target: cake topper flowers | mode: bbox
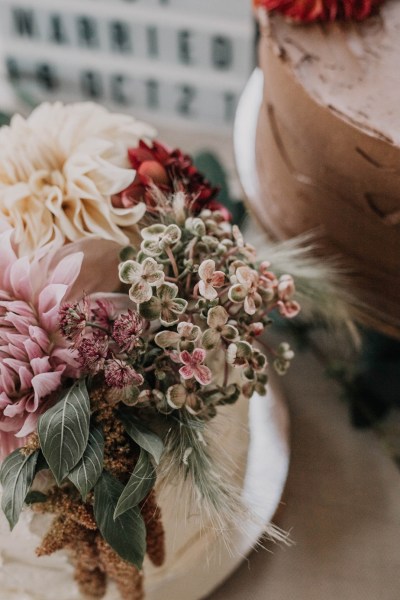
[0,102,357,600]
[253,0,383,22]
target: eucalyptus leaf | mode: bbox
[119,409,164,465]
[114,449,156,519]
[94,471,146,568]
[38,380,90,485]
[68,425,104,500]
[0,449,39,529]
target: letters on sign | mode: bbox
[6,56,238,125]
[4,4,253,126]
[10,8,247,73]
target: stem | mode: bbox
[223,360,229,388]
[166,247,179,279]
[86,322,111,336]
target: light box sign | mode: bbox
[0,0,255,129]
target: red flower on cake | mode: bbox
[253,0,383,22]
[112,140,229,218]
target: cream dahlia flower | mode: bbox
[0,102,155,255]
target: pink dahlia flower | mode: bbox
[0,230,85,458]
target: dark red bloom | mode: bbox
[254,0,383,22]
[113,140,228,217]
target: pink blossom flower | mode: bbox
[59,296,90,345]
[105,360,144,388]
[229,266,261,315]
[92,298,118,330]
[0,231,84,458]
[112,310,144,352]
[198,259,225,301]
[77,336,109,373]
[178,349,212,385]
[277,274,301,318]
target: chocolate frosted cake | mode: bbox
[253,1,400,336]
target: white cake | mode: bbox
[0,391,289,600]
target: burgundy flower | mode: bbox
[77,337,109,374]
[112,310,144,352]
[254,0,382,21]
[59,297,90,345]
[113,139,226,216]
[104,360,144,388]
[92,299,118,331]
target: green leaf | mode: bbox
[38,380,90,485]
[68,425,104,500]
[25,491,47,505]
[0,449,39,529]
[114,449,156,519]
[139,297,161,321]
[94,471,146,568]
[119,409,164,465]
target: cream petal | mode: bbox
[119,260,142,285]
[129,280,152,304]
[198,259,215,281]
[207,305,228,328]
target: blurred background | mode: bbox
[0,0,255,220]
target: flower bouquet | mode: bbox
[0,102,355,600]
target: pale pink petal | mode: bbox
[179,351,192,365]
[29,326,50,352]
[194,365,212,385]
[244,295,256,316]
[15,412,39,438]
[236,267,254,287]
[199,280,218,301]
[198,259,215,281]
[38,283,69,330]
[31,371,63,408]
[192,348,206,364]
[19,366,33,391]
[9,256,33,301]
[50,252,84,288]
[0,231,17,288]
[4,397,27,418]
[0,365,16,395]
[30,356,52,376]
[179,365,194,380]
[3,332,25,350]
[24,339,43,361]
[211,271,225,288]
[3,358,26,373]
[278,300,301,319]
[7,343,26,362]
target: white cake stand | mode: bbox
[233,67,264,204]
